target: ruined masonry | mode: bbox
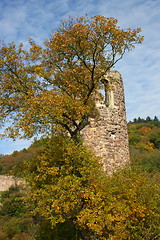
[0,175,25,192]
[82,71,130,174]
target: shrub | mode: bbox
[0,186,27,218]
[0,164,3,173]
[23,136,160,239]
[130,146,160,173]
[2,218,21,239]
[0,230,8,240]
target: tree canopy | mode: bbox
[22,136,159,240]
[0,15,143,141]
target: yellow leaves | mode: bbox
[20,132,160,239]
[0,15,143,140]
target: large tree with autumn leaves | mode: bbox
[0,15,143,141]
[0,16,159,240]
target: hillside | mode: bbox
[128,119,160,172]
[0,139,46,175]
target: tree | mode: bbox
[23,136,160,239]
[24,135,105,239]
[146,116,151,122]
[154,116,159,122]
[137,117,145,123]
[0,15,143,141]
[0,186,34,240]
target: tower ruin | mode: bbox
[82,71,130,174]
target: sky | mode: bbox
[0,0,160,155]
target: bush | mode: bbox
[0,164,3,173]
[23,136,160,239]
[12,232,33,240]
[0,186,27,218]
[0,186,35,240]
[0,230,8,240]
[130,146,160,173]
[2,218,21,239]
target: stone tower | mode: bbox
[82,71,130,174]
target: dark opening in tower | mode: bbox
[101,78,114,108]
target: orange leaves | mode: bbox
[139,126,152,134]
[128,122,160,151]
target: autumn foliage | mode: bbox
[20,136,159,240]
[0,15,143,141]
[0,134,159,239]
[128,120,160,173]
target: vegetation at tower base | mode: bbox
[0,15,143,142]
[0,131,159,239]
[0,185,35,240]
[0,135,159,240]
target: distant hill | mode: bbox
[128,120,160,150]
[128,119,160,172]
[0,138,46,175]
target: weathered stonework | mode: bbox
[82,71,130,174]
[0,175,24,192]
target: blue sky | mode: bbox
[0,0,160,154]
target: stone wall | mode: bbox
[0,175,24,192]
[82,71,130,174]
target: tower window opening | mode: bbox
[101,78,110,107]
[105,89,110,106]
